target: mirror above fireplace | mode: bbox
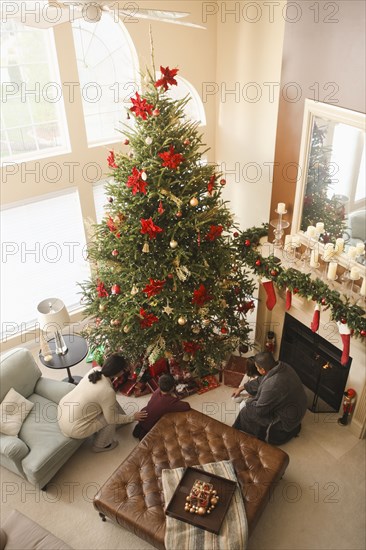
[292,100,366,268]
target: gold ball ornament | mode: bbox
[189,508,195,514]
[170,240,178,249]
[99,304,106,312]
[190,197,198,207]
[123,325,130,333]
[178,316,187,325]
[192,325,200,334]
[210,497,218,505]
[197,507,206,515]
[202,319,210,327]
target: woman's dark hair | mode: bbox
[88,353,129,384]
[158,374,176,393]
[246,357,258,378]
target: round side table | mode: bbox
[39,334,88,384]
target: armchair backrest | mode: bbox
[0,348,42,401]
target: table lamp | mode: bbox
[37,298,70,355]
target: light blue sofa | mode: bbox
[0,348,85,489]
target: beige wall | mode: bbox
[215,1,286,229]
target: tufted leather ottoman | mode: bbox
[93,410,289,549]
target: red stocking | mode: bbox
[337,322,351,366]
[261,277,276,310]
[286,288,292,311]
[311,303,320,333]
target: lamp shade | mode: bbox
[37,298,70,332]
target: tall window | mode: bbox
[72,14,139,146]
[1,20,70,162]
[165,75,206,126]
[0,190,90,339]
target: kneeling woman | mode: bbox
[58,353,147,452]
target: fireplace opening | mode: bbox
[279,314,352,413]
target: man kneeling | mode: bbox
[233,352,307,445]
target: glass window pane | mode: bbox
[72,14,139,146]
[0,190,90,339]
[1,20,70,162]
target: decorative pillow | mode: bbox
[0,388,34,436]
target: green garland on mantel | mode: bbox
[237,224,366,339]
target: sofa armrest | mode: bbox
[34,378,75,404]
[0,434,29,462]
[2,509,72,549]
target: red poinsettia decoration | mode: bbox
[158,145,184,170]
[192,284,213,307]
[130,92,154,120]
[142,278,166,298]
[155,66,179,91]
[96,280,108,298]
[140,217,164,239]
[139,308,159,328]
[126,167,147,195]
[207,174,217,194]
[106,214,123,237]
[206,225,223,241]
[182,341,201,355]
[107,150,117,169]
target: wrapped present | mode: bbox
[149,357,169,377]
[196,375,220,394]
[223,355,248,387]
[134,381,152,397]
[118,378,138,396]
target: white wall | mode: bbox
[214,1,287,229]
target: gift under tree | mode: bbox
[80,65,255,376]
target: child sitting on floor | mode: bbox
[231,357,260,410]
[133,374,191,440]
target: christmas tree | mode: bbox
[80,65,255,376]
[301,121,347,241]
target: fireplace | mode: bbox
[279,314,352,413]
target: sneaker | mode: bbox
[92,440,119,453]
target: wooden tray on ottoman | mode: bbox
[223,355,248,387]
[165,466,237,535]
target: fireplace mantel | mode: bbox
[255,286,366,438]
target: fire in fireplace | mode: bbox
[279,314,352,413]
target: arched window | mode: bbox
[164,75,206,126]
[72,14,139,146]
[1,20,69,162]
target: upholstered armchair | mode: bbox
[0,348,85,489]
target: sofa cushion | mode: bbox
[0,349,41,401]
[20,393,82,487]
[0,388,34,436]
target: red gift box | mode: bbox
[118,378,137,396]
[149,358,169,377]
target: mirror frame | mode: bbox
[293,99,366,274]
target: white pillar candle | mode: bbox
[360,277,366,297]
[277,202,286,214]
[347,246,357,259]
[355,242,365,255]
[323,243,335,261]
[307,225,316,238]
[310,249,319,267]
[350,266,360,280]
[327,261,338,281]
[316,222,325,233]
[335,238,344,254]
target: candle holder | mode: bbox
[298,236,317,272]
[321,256,338,283]
[348,270,361,301]
[270,209,290,249]
[339,259,352,284]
